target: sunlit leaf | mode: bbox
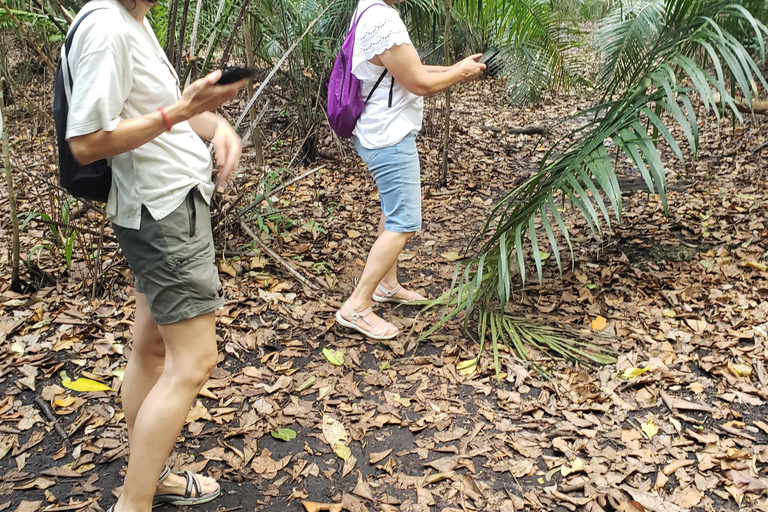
[618,365,650,380]
[641,417,659,438]
[322,347,344,366]
[60,371,112,392]
[296,375,316,392]
[271,428,297,442]
[334,442,351,461]
[591,315,607,331]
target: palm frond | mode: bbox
[422,0,768,367]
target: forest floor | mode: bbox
[1,76,768,512]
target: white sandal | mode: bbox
[335,302,399,340]
[372,284,424,304]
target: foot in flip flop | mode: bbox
[335,301,399,340]
[153,466,220,507]
[373,283,427,304]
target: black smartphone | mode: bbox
[217,66,256,85]
[478,48,499,65]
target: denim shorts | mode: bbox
[112,189,224,325]
[354,133,422,233]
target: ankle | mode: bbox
[378,280,399,290]
[346,295,372,312]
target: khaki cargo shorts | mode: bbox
[113,189,224,325]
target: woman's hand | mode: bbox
[212,120,242,192]
[455,54,486,82]
[171,70,249,123]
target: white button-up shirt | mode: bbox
[65,0,215,229]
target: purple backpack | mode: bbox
[327,4,392,138]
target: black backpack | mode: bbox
[54,8,112,203]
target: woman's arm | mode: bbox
[188,111,242,192]
[68,70,247,165]
[423,64,456,73]
[375,45,484,97]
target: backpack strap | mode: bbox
[365,69,388,103]
[354,2,396,107]
[62,8,105,94]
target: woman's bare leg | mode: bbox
[115,312,219,512]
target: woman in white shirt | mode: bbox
[335,0,485,339]
[66,0,247,510]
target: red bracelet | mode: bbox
[157,107,173,132]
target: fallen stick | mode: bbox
[34,397,72,448]
[238,218,320,291]
[464,124,547,135]
[713,92,768,115]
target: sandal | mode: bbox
[335,302,399,340]
[106,464,219,511]
[372,284,425,304]
[152,468,220,507]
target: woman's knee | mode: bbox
[132,329,165,360]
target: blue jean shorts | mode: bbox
[354,133,422,233]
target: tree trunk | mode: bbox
[439,0,453,187]
[165,0,180,63]
[220,0,252,68]
[1,80,21,292]
[243,14,264,170]
[175,0,191,71]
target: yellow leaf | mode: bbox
[440,251,462,261]
[662,309,676,318]
[618,365,650,380]
[745,261,767,272]
[641,417,659,439]
[334,442,351,461]
[60,371,112,393]
[591,315,607,331]
[456,358,478,376]
[728,363,752,378]
[560,457,585,477]
[54,396,76,408]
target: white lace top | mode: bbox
[351,0,424,149]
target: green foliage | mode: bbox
[425,0,768,366]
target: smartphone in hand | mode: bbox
[217,67,256,85]
[478,48,499,66]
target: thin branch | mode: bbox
[238,218,320,291]
[1,79,21,292]
[237,164,325,218]
[0,0,56,71]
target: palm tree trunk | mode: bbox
[1,80,21,292]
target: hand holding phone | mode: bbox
[217,66,256,85]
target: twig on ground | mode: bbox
[34,397,72,448]
[465,124,547,135]
[238,219,320,291]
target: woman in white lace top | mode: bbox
[335,0,486,340]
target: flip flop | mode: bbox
[335,302,399,340]
[372,284,425,304]
[152,470,220,507]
